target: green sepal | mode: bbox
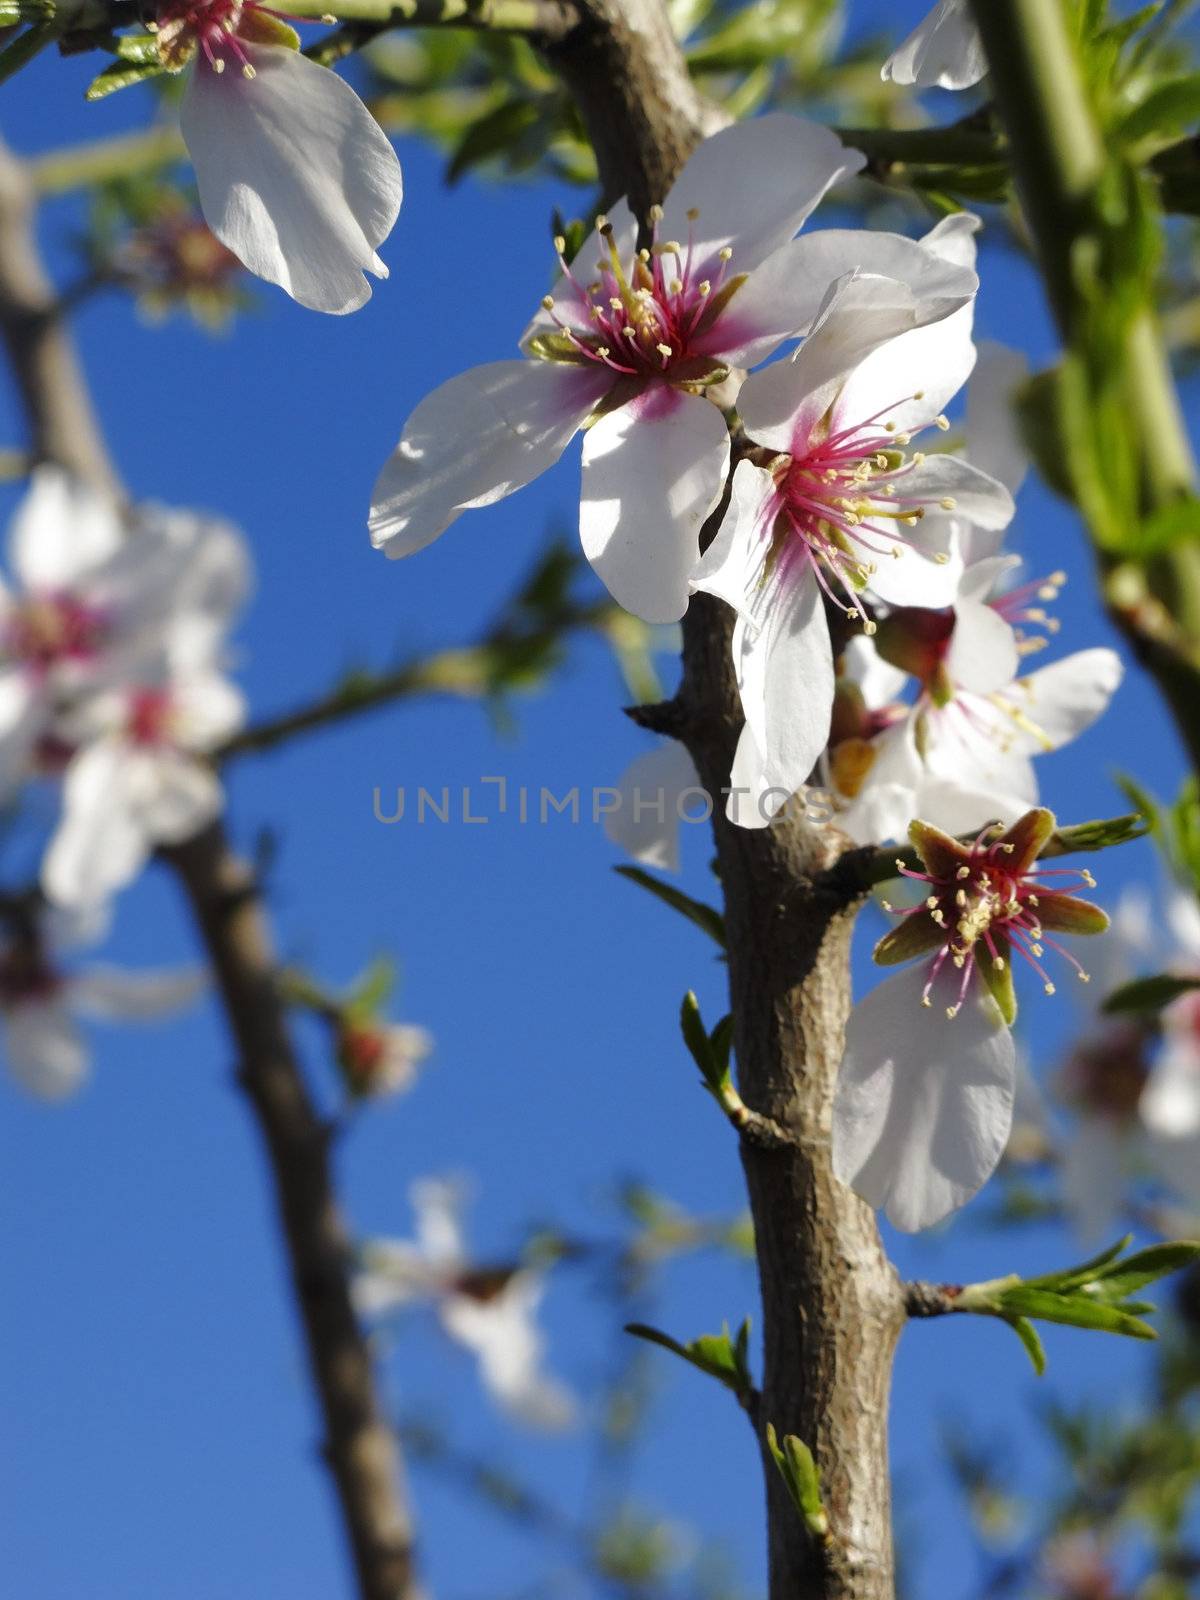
[1035,889,1109,936]
[996,807,1057,874]
[86,57,166,99]
[873,910,942,967]
[908,818,966,880]
[238,8,300,47]
[978,934,1017,1027]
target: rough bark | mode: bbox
[0,138,420,1600]
[546,6,906,1595]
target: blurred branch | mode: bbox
[28,124,185,196]
[0,136,421,1600]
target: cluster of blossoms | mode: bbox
[353,1178,574,1430]
[0,468,251,1091]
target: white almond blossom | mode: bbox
[882,0,986,91]
[354,1178,574,1429]
[42,632,247,910]
[371,114,984,624]
[0,468,246,798]
[157,0,403,314]
[827,572,1122,845]
[1057,887,1200,1238]
[690,243,1010,828]
[834,808,1108,1231]
[335,1016,432,1099]
[0,902,205,1100]
[604,741,702,872]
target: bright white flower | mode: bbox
[0,469,247,798]
[42,639,246,910]
[882,0,986,91]
[354,1178,574,1429]
[0,902,205,1099]
[158,0,403,314]
[605,741,701,872]
[827,575,1122,845]
[690,247,1008,828]
[834,809,1108,1231]
[370,116,992,624]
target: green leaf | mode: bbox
[86,58,167,100]
[448,98,541,185]
[679,990,724,1091]
[112,32,162,64]
[1086,1240,1200,1297]
[0,21,54,88]
[1024,1234,1132,1290]
[346,955,396,1022]
[1102,972,1200,1014]
[625,1318,754,1403]
[614,865,726,948]
[766,1423,829,1540]
[995,1287,1156,1339]
[1117,73,1200,149]
[1004,1315,1047,1376]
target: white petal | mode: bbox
[441,1272,574,1430]
[724,563,834,829]
[777,228,978,338]
[43,741,149,909]
[689,458,775,621]
[994,648,1124,755]
[882,0,987,90]
[1061,1114,1126,1243]
[605,742,700,872]
[841,634,909,708]
[173,671,247,751]
[919,212,981,270]
[10,466,123,590]
[911,774,1029,835]
[945,598,1019,694]
[580,388,729,623]
[1141,1030,1200,1138]
[0,670,43,799]
[133,749,225,845]
[68,965,208,1021]
[833,961,1015,1231]
[370,360,609,558]
[833,301,977,440]
[181,45,402,314]
[411,1177,468,1268]
[4,1001,88,1100]
[659,114,865,277]
[967,341,1030,495]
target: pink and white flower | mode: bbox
[882,0,986,91]
[158,0,403,314]
[42,636,246,910]
[0,468,247,798]
[0,902,205,1100]
[690,247,1010,828]
[833,808,1109,1231]
[371,115,981,624]
[354,1178,574,1429]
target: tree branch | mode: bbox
[0,137,420,1600]
[546,10,905,1597]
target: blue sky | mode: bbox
[1,3,1196,1597]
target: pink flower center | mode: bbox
[538,207,738,381]
[4,593,108,676]
[765,401,954,629]
[127,688,175,746]
[893,826,1097,1016]
[155,0,264,73]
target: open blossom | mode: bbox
[1057,887,1200,1237]
[42,632,246,910]
[833,809,1109,1231]
[0,903,205,1100]
[371,115,985,624]
[353,1178,574,1429]
[335,1016,432,1099]
[0,468,247,798]
[882,0,986,91]
[157,0,402,313]
[826,571,1122,845]
[690,244,1009,828]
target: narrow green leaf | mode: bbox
[1088,1240,1200,1295]
[1005,1316,1047,1376]
[85,58,166,99]
[625,1319,752,1401]
[679,990,722,1089]
[614,865,726,948]
[1024,1235,1132,1290]
[996,1287,1156,1339]
[0,21,54,88]
[1102,973,1200,1015]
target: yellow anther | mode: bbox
[992,955,1006,971]
[541,295,554,311]
[940,497,957,511]
[1079,971,1091,983]
[686,206,700,221]
[241,62,255,77]
[213,56,225,71]
[1044,982,1056,995]
[553,235,566,254]
[648,203,664,223]
[957,866,970,880]
[863,619,877,636]
[946,1004,960,1018]
[718,247,733,261]
[922,994,932,1008]
[934,414,950,430]
[698,281,711,296]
